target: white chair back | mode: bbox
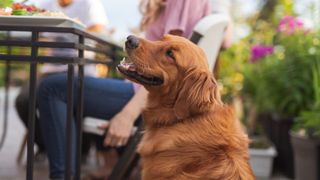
[191,14,229,72]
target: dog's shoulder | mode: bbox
[137,128,176,156]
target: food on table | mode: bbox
[35,11,68,18]
[0,2,73,18]
[0,1,84,26]
[0,7,12,16]
[11,3,46,15]
[0,0,13,15]
[0,2,66,17]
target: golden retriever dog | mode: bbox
[118,35,255,180]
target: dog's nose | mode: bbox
[126,35,140,49]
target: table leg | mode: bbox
[75,64,84,180]
[26,63,37,180]
[27,31,38,180]
[75,35,84,180]
[65,64,74,180]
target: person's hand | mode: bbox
[98,111,135,147]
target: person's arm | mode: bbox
[86,24,105,33]
[221,20,233,49]
[83,0,108,33]
[99,87,148,147]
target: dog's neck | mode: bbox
[143,90,214,129]
[143,91,181,129]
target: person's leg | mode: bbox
[37,74,134,179]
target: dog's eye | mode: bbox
[166,49,175,59]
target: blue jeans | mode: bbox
[37,74,135,179]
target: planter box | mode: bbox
[249,146,277,178]
[290,133,320,180]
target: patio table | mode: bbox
[0,16,122,180]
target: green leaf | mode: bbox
[0,0,13,8]
[12,9,28,15]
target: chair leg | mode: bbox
[109,123,143,180]
[134,166,142,180]
[16,132,28,164]
[124,154,140,179]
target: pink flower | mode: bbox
[277,16,304,35]
[250,45,274,63]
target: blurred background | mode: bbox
[0,0,320,179]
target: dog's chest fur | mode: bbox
[137,108,255,180]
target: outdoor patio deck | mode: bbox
[0,87,293,180]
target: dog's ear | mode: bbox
[174,69,222,119]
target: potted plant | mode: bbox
[241,44,296,177]
[290,60,320,180]
[219,14,320,178]
[240,15,320,178]
[249,137,277,178]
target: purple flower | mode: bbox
[277,16,304,35]
[250,45,274,63]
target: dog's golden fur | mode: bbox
[121,35,255,180]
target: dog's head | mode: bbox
[118,35,221,119]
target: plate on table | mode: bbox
[0,15,85,29]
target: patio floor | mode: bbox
[0,87,293,180]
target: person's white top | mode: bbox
[210,0,231,19]
[38,0,108,76]
[40,0,108,27]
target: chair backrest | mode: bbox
[190,14,229,72]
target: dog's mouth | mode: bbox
[117,58,163,86]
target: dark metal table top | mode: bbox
[0,24,122,64]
